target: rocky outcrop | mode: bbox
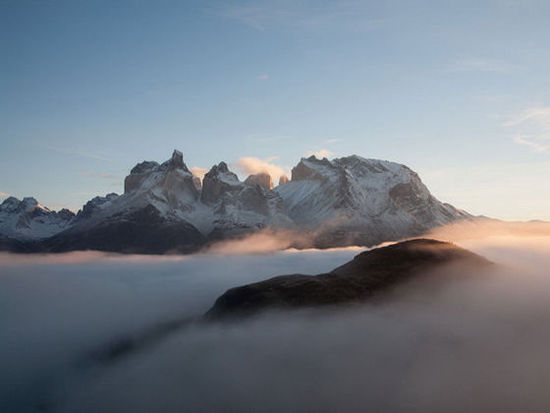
[76,193,119,220]
[278,175,290,186]
[124,150,199,211]
[206,239,492,319]
[244,173,273,190]
[200,162,240,205]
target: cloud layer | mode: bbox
[2,223,550,412]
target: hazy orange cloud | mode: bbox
[190,167,209,182]
[234,157,289,181]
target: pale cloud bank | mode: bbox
[4,228,550,412]
[419,160,550,221]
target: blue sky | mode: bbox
[1,0,550,220]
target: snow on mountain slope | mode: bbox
[0,197,74,240]
[42,151,294,252]
[0,150,472,253]
[200,162,294,238]
[275,155,470,246]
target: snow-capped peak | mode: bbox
[0,196,75,240]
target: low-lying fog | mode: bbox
[1,223,550,412]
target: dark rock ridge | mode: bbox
[0,150,473,253]
[206,239,492,319]
[45,204,205,254]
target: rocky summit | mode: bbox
[0,150,472,253]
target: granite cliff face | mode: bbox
[0,150,472,253]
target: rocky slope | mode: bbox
[276,155,470,247]
[206,239,492,319]
[0,197,74,242]
[0,150,473,253]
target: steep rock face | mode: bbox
[201,163,293,239]
[45,150,206,254]
[278,175,290,186]
[206,239,492,319]
[123,150,199,211]
[0,196,75,240]
[244,173,273,190]
[276,155,470,247]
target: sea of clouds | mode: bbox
[1,222,550,412]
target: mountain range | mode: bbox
[0,150,471,253]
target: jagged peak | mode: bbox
[160,149,189,172]
[204,162,239,182]
[130,150,190,176]
[169,149,184,169]
[214,161,230,173]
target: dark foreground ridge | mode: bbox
[206,239,492,319]
[90,239,491,364]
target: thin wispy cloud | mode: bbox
[43,144,111,162]
[256,74,269,80]
[210,3,387,32]
[212,6,271,30]
[0,192,9,198]
[324,138,343,144]
[450,58,516,73]
[505,106,550,152]
[80,171,119,180]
